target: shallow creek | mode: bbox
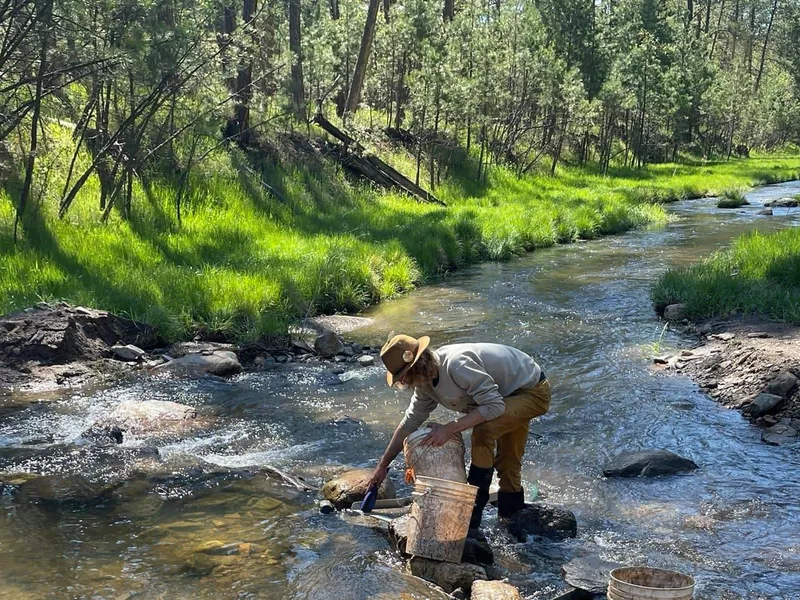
[2,182,800,599]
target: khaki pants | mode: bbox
[471,379,550,492]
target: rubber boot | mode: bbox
[496,490,525,520]
[467,464,494,529]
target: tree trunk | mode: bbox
[443,0,454,21]
[344,0,381,115]
[754,0,778,94]
[233,0,257,144]
[289,0,306,122]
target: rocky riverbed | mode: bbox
[656,310,800,446]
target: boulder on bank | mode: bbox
[407,556,487,594]
[761,424,798,446]
[83,400,207,444]
[314,332,345,358]
[471,580,522,600]
[0,303,158,365]
[321,468,396,509]
[111,343,147,361]
[663,304,688,321]
[562,556,622,596]
[765,371,798,398]
[743,393,784,418]
[150,350,242,377]
[603,450,698,478]
[507,503,578,542]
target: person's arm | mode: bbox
[365,389,437,489]
[365,420,416,489]
[420,409,486,446]
[420,356,503,446]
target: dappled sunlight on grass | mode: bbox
[2,132,799,340]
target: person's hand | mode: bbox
[365,464,388,490]
[420,422,453,447]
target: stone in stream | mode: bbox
[150,350,242,377]
[12,474,121,506]
[507,503,578,542]
[407,556,487,594]
[765,371,798,397]
[357,355,375,367]
[663,303,687,321]
[770,197,799,208]
[603,450,698,478]
[743,393,784,418]
[761,424,798,446]
[321,468,396,510]
[83,399,208,444]
[561,556,622,596]
[470,580,523,600]
[314,332,345,358]
[758,208,773,216]
[111,343,147,361]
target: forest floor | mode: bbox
[658,317,800,446]
[2,131,800,344]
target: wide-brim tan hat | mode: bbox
[380,334,431,386]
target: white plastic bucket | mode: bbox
[608,567,695,600]
[404,427,467,483]
[406,475,478,563]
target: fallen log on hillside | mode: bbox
[313,113,445,206]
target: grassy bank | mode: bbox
[2,133,800,341]
[652,224,800,324]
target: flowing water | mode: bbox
[2,182,800,600]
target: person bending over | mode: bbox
[366,334,550,528]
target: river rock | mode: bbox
[663,304,687,321]
[507,503,578,541]
[471,580,522,600]
[321,468,396,509]
[84,400,205,444]
[562,556,622,596]
[111,343,147,361]
[389,515,494,565]
[150,350,242,377]
[771,197,799,208]
[358,355,375,367]
[758,208,773,216]
[314,332,344,358]
[603,450,698,478]
[14,474,120,506]
[765,371,798,397]
[407,556,487,594]
[743,393,784,418]
[761,424,798,446]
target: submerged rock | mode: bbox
[761,424,798,446]
[471,580,522,600]
[663,303,687,321]
[314,332,344,358]
[12,474,120,506]
[84,399,207,444]
[150,350,242,377]
[603,450,698,478]
[743,393,784,418]
[507,503,578,541]
[321,468,396,509]
[407,556,487,594]
[562,556,622,596]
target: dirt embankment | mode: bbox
[660,317,800,445]
[0,302,160,393]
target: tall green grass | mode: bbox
[652,227,800,324]
[2,126,799,341]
